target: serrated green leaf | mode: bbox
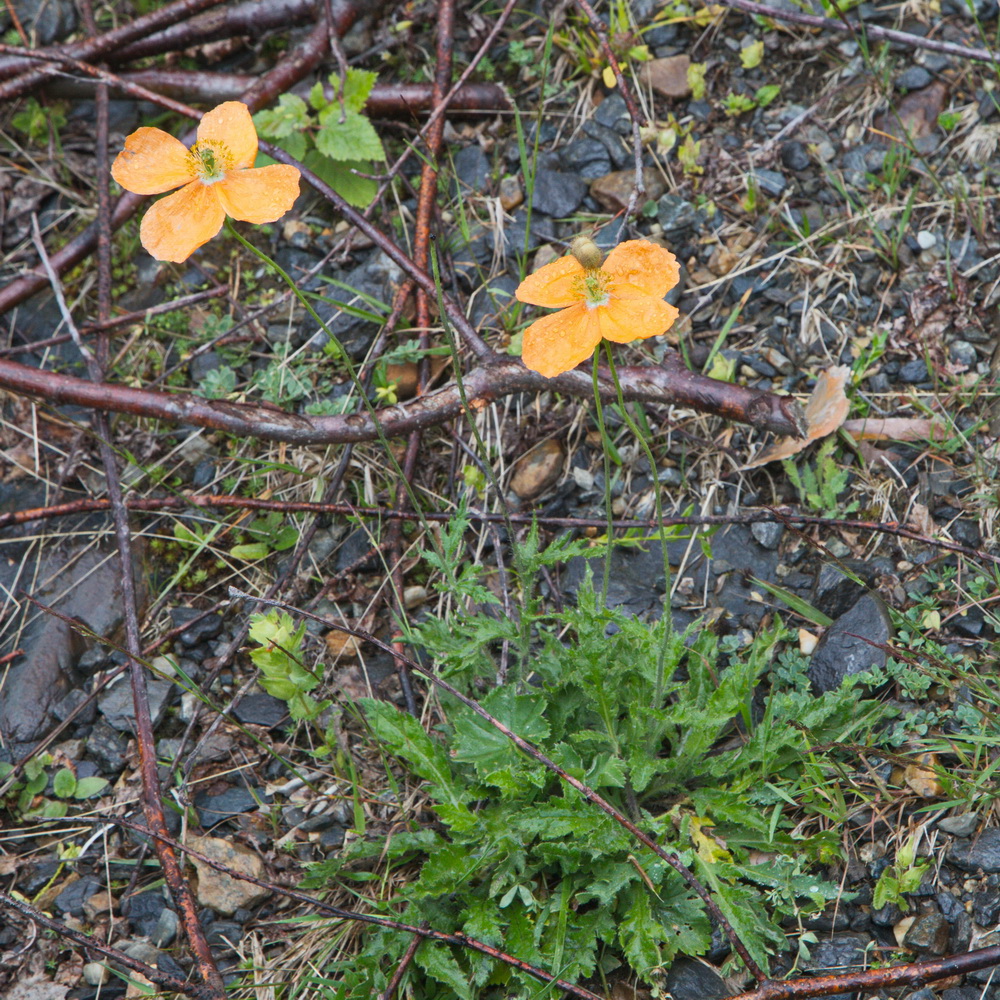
[413,941,472,1000]
[362,699,478,833]
[873,871,898,910]
[339,68,378,112]
[253,94,309,139]
[52,768,76,798]
[309,80,328,111]
[452,686,549,774]
[315,108,384,161]
[618,887,663,977]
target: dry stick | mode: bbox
[230,589,767,982]
[0,890,211,1000]
[44,73,512,114]
[571,0,648,223]
[3,496,996,567]
[378,926,426,1000]
[0,352,805,440]
[0,0,230,91]
[387,0,457,716]
[717,0,1000,64]
[27,226,226,1000]
[109,0,320,64]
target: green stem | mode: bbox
[603,341,674,705]
[591,351,614,611]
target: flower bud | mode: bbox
[570,236,604,271]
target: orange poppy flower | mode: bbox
[515,238,680,378]
[111,101,301,263]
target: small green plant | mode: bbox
[294,509,891,998]
[230,512,299,561]
[253,68,385,208]
[872,832,930,911]
[0,755,108,820]
[782,438,859,518]
[721,85,780,117]
[247,610,330,722]
[11,97,67,147]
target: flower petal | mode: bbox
[603,239,679,300]
[515,255,585,308]
[198,101,258,169]
[140,181,226,262]
[597,296,679,344]
[521,304,602,378]
[111,127,195,195]
[215,165,301,224]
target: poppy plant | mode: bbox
[111,101,301,263]
[515,237,680,378]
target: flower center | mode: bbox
[190,140,233,184]
[578,268,610,309]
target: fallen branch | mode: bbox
[0,353,804,442]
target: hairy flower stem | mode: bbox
[603,342,674,705]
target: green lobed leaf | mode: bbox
[315,108,385,161]
[413,941,472,1000]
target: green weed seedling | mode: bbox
[872,831,930,911]
[253,68,385,208]
[248,610,330,723]
[782,438,859,519]
[0,755,108,821]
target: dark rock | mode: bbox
[307,251,403,357]
[559,138,612,179]
[122,891,168,937]
[664,957,728,1000]
[753,168,787,197]
[3,0,78,45]
[469,274,518,329]
[593,93,628,129]
[174,610,223,647]
[947,828,1000,873]
[54,876,102,915]
[939,813,980,837]
[195,784,270,829]
[897,67,932,90]
[232,693,287,729]
[943,989,983,1000]
[808,594,894,694]
[973,890,1000,926]
[581,120,630,168]
[951,912,973,953]
[205,920,243,951]
[452,145,490,195]
[813,563,867,619]
[899,359,930,383]
[320,826,346,850]
[902,911,950,955]
[781,141,811,171]
[20,859,61,895]
[151,907,179,948]
[656,194,702,236]
[52,688,97,726]
[948,340,978,369]
[799,933,871,971]
[871,902,902,926]
[334,529,379,572]
[531,168,588,218]
[750,521,783,550]
[936,891,965,922]
[190,350,222,383]
[86,721,128,773]
[99,676,174,733]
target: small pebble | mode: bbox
[916,230,936,249]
